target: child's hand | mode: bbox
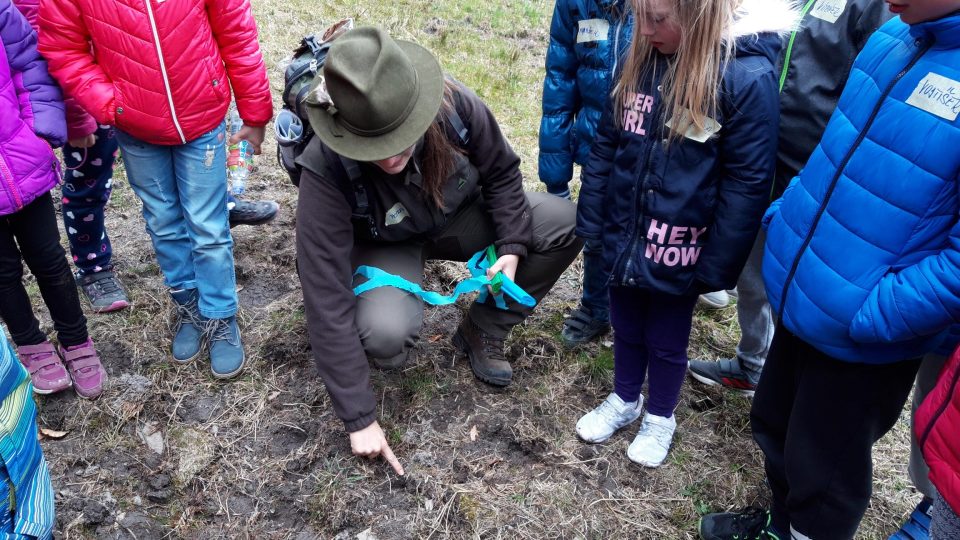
[230,125,266,155]
[69,134,97,148]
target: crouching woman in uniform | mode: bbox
[295,27,582,474]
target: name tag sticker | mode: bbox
[906,72,960,122]
[665,112,721,143]
[385,202,410,227]
[809,0,847,24]
[576,19,609,43]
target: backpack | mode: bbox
[276,18,354,187]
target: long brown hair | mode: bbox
[615,0,738,141]
[420,79,465,209]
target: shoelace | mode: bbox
[91,274,122,295]
[479,333,506,362]
[204,319,233,344]
[174,298,202,330]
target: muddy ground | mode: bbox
[21,1,920,538]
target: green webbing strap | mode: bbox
[779,0,819,93]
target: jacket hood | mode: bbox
[729,0,800,63]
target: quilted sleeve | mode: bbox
[850,207,960,344]
[37,0,115,126]
[1,0,65,146]
[576,94,618,241]
[206,0,272,127]
[538,0,580,195]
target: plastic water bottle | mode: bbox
[226,104,253,196]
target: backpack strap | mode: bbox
[445,106,470,147]
[338,155,380,240]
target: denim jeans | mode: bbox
[116,122,237,319]
[581,238,610,323]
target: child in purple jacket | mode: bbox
[0,0,105,399]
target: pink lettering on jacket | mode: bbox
[644,218,707,267]
[621,92,655,135]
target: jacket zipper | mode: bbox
[777,40,932,320]
[0,149,23,210]
[616,142,656,285]
[143,0,186,143]
[778,0,819,93]
[918,360,960,451]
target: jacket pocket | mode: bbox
[203,58,228,102]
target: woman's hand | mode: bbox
[230,125,266,155]
[68,134,96,148]
[349,421,405,476]
[487,253,520,283]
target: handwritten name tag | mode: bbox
[665,111,722,143]
[906,72,960,122]
[810,0,847,24]
[577,19,609,43]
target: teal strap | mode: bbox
[352,247,535,309]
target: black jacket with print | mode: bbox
[294,82,532,432]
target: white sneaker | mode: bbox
[627,413,677,467]
[698,290,730,309]
[576,393,643,443]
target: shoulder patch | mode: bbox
[906,72,960,122]
[385,202,410,227]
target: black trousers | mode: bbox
[0,193,87,347]
[751,323,921,539]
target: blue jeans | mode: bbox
[581,238,609,322]
[116,123,237,319]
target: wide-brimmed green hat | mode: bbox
[305,26,444,162]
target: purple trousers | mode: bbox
[609,286,698,417]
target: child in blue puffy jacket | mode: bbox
[538,0,632,347]
[699,1,960,539]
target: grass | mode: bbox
[11,0,921,538]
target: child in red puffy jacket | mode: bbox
[916,344,960,539]
[37,0,273,379]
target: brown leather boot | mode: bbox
[452,318,513,386]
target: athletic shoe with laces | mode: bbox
[576,393,644,443]
[228,199,279,228]
[76,269,130,313]
[16,341,71,394]
[170,289,205,363]
[889,497,933,540]
[205,316,245,379]
[59,338,106,399]
[688,358,760,397]
[561,305,611,348]
[699,507,783,540]
[627,412,677,467]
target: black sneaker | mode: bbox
[688,358,760,397]
[229,199,279,228]
[561,305,610,348]
[699,507,782,540]
[76,269,130,313]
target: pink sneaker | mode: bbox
[59,339,106,399]
[16,342,71,394]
